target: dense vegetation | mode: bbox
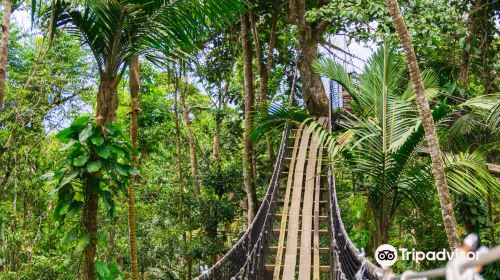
[0,0,498,279]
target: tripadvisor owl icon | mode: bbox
[375,244,398,267]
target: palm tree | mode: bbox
[315,46,499,246]
[385,0,460,249]
[52,0,246,278]
[253,45,499,247]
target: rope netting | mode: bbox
[194,127,290,280]
[327,169,384,280]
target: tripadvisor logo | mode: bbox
[374,244,479,267]
[375,244,398,267]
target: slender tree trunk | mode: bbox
[213,82,227,172]
[82,75,119,279]
[487,185,496,246]
[83,176,99,280]
[173,71,184,182]
[459,0,486,87]
[289,0,330,117]
[241,14,258,226]
[179,73,200,195]
[386,0,460,250]
[127,56,140,280]
[171,69,190,279]
[250,1,279,165]
[0,0,12,111]
[213,111,222,170]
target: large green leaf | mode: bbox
[66,201,83,219]
[73,155,90,167]
[97,146,111,159]
[91,136,105,146]
[60,171,79,187]
[79,125,94,143]
[75,233,90,252]
[95,261,111,278]
[87,161,102,173]
[62,227,79,247]
[60,139,78,151]
[56,127,76,142]
[100,190,116,218]
[71,116,91,128]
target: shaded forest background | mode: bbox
[0,0,498,279]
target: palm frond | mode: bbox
[250,105,309,142]
[312,58,359,99]
[451,93,500,138]
[402,69,440,101]
[444,150,500,198]
[54,0,248,75]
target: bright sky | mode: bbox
[320,34,375,73]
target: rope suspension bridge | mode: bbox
[194,79,499,279]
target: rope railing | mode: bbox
[327,79,384,280]
[194,127,290,280]
[327,168,384,280]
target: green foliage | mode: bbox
[2,0,498,278]
[45,116,136,252]
[95,261,123,280]
[51,0,246,77]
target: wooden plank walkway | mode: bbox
[298,131,320,280]
[282,126,312,279]
[269,118,328,279]
[313,142,323,280]
[273,124,305,279]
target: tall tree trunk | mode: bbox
[386,0,460,250]
[458,0,486,87]
[171,69,190,279]
[127,56,140,280]
[374,216,390,247]
[289,0,330,117]
[241,14,258,226]
[83,75,119,280]
[250,1,279,165]
[173,71,184,182]
[369,199,390,247]
[83,176,99,280]
[213,112,222,172]
[0,0,12,111]
[179,73,200,196]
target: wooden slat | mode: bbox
[266,264,330,273]
[298,132,320,280]
[273,214,329,222]
[272,229,328,236]
[282,127,312,279]
[281,172,327,178]
[273,125,304,280]
[313,143,324,280]
[269,246,329,254]
[277,200,328,205]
